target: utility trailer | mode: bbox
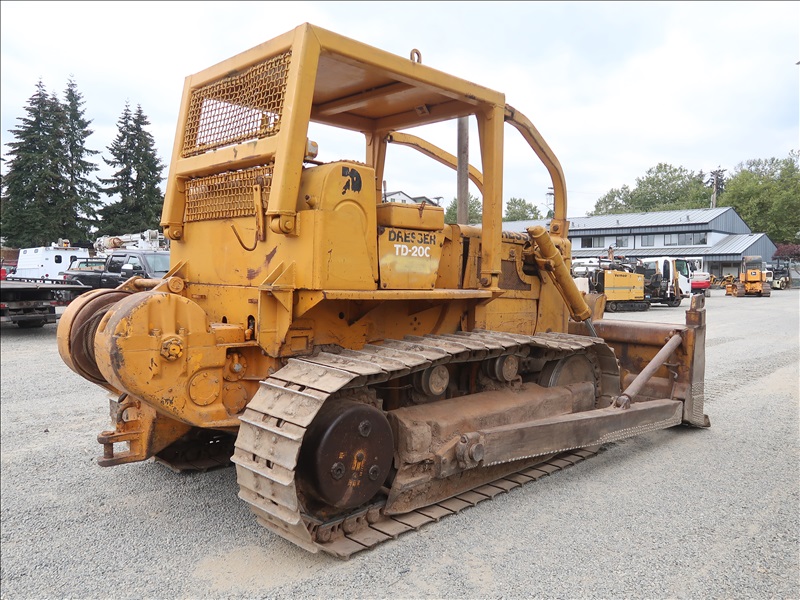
[1,277,88,328]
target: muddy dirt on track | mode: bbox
[1,289,798,599]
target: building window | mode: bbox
[615,236,629,248]
[665,232,708,246]
[581,236,605,248]
[641,235,654,247]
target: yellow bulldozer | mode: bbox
[726,256,771,297]
[57,23,708,558]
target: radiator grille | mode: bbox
[182,51,291,158]
[184,165,273,223]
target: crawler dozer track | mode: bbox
[232,330,673,558]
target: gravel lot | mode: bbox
[1,288,798,599]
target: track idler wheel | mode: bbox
[298,399,393,511]
[538,354,598,412]
[539,353,595,388]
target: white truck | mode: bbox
[10,241,90,279]
[639,256,692,307]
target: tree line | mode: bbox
[3,79,797,249]
[1,79,164,248]
[587,156,800,245]
[444,196,545,225]
[443,152,799,247]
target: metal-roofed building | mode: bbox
[503,207,776,278]
[383,191,440,206]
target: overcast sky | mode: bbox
[1,1,797,218]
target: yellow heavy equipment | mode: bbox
[57,24,709,557]
[572,255,649,313]
[726,256,771,297]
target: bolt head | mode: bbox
[160,336,183,361]
[330,462,345,480]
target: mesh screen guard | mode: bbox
[182,51,291,158]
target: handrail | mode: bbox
[504,105,569,237]
[386,132,485,194]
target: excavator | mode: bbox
[57,23,709,557]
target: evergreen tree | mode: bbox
[1,80,68,247]
[130,105,166,228]
[59,78,101,243]
[98,103,165,235]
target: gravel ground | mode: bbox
[1,288,798,599]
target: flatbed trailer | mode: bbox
[0,278,89,328]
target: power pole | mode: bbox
[457,117,469,224]
[545,186,555,218]
[709,167,726,208]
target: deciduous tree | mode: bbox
[587,186,632,216]
[444,193,482,225]
[773,244,800,259]
[503,197,542,221]
[721,152,800,244]
[589,164,710,215]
